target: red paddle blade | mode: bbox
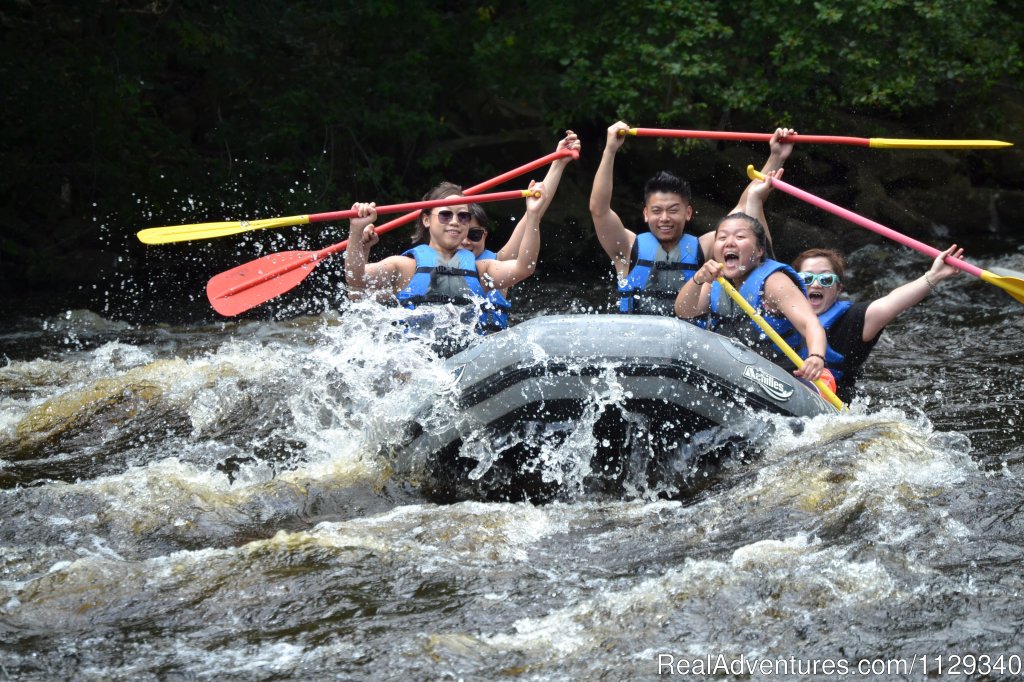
[206,250,323,317]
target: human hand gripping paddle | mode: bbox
[205,147,579,316]
[618,127,1012,149]
[746,166,1024,305]
[715,274,846,411]
[138,190,541,245]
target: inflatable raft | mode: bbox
[391,314,835,502]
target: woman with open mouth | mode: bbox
[674,170,828,383]
[790,243,964,402]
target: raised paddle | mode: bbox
[138,189,541,245]
[207,147,579,317]
[619,127,1012,149]
[747,166,1024,305]
[715,274,846,411]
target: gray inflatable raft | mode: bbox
[392,314,835,502]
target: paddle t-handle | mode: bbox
[746,166,1024,305]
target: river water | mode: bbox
[1,241,1023,680]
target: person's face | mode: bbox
[423,203,472,251]
[642,192,692,244]
[713,218,763,281]
[797,256,842,314]
[459,221,487,257]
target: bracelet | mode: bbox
[692,276,705,286]
[807,353,825,362]
[924,273,936,290]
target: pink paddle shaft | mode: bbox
[303,189,534,224]
[772,177,983,278]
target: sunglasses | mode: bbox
[466,228,486,242]
[435,209,473,226]
[799,272,840,288]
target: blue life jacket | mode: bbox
[474,249,511,333]
[618,232,702,315]
[708,259,806,353]
[787,299,852,379]
[396,245,486,308]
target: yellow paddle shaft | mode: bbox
[715,276,845,411]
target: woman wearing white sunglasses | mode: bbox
[791,243,964,402]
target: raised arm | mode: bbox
[861,244,964,341]
[343,202,405,296]
[726,128,796,257]
[496,130,580,260]
[734,168,783,255]
[763,271,826,381]
[674,259,723,319]
[479,181,545,290]
[731,127,795,216]
[589,121,637,274]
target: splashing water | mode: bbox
[2,253,1023,678]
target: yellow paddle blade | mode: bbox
[137,214,311,245]
[868,138,1013,149]
[980,269,1024,304]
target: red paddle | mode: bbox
[206,148,578,316]
[620,128,1012,149]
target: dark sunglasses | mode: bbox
[799,272,839,288]
[466,227,486,242]
[435,209,473,225]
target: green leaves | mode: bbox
[2,0,1020,288]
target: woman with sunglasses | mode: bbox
[790,243,964,402]
[455,213,512,333]
[674,171,828,383]
[343,133,578,351]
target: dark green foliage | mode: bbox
[0,0,1020,299]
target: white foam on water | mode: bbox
[308,499,570,566]
[473,532,899,659]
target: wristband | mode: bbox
[807,353,825,362]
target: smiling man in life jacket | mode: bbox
[589,122,795,316]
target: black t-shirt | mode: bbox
[827,300,881,402]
